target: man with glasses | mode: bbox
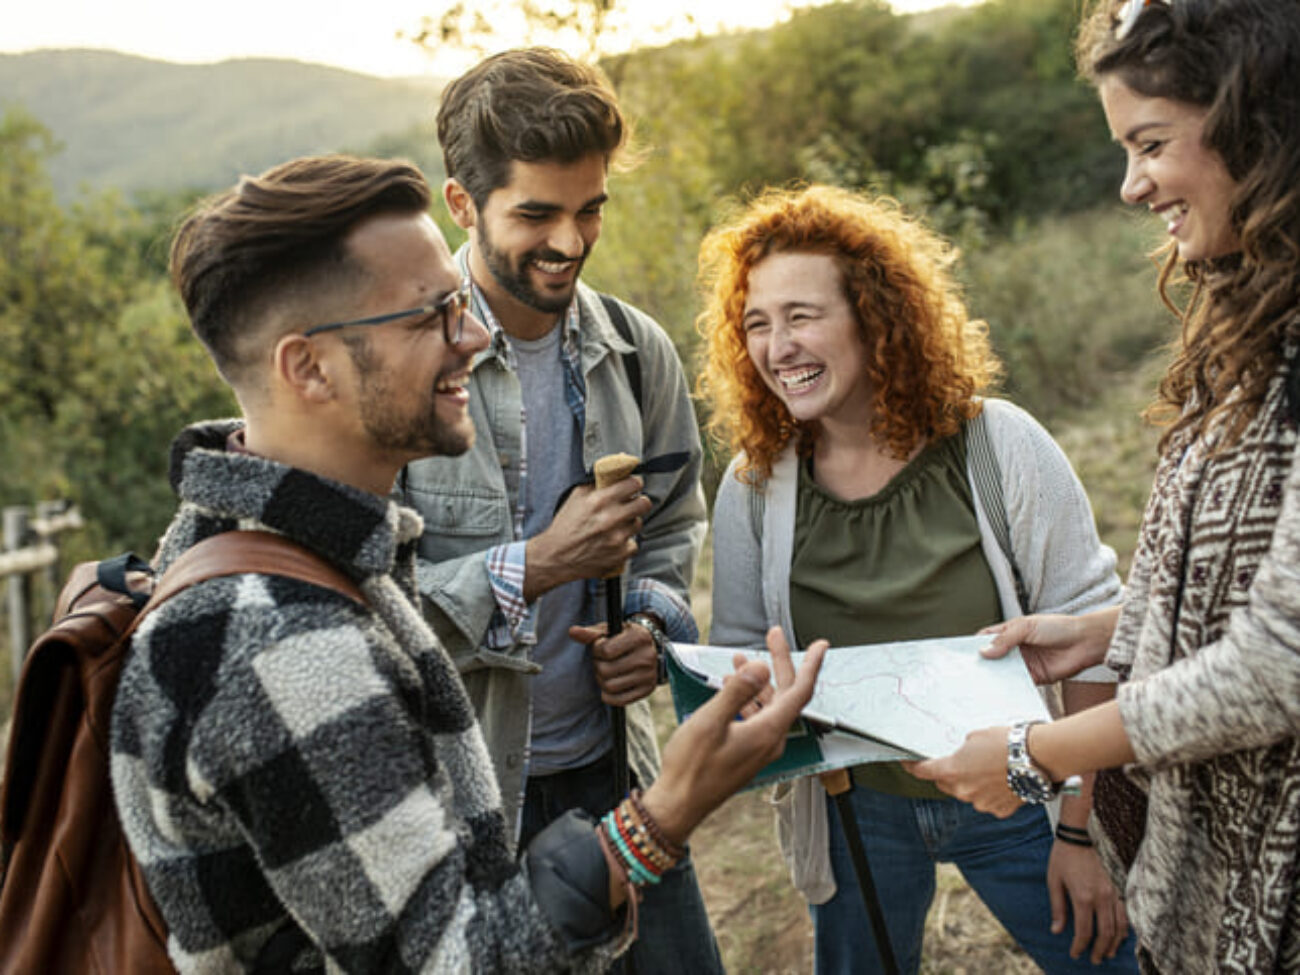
[109,152,822,971]
[396,49,719,974]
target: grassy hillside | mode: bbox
[0,50,445,198]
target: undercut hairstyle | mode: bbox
[696,184,1001,484]
[1077,0,1300,449]
[436,47,626,210]
[170,154,432,385]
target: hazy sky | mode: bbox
[2,0,982,78]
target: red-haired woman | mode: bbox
[697,185,1138,974]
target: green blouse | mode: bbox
[790,427,1003,797]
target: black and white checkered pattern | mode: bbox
[111,421,618,972]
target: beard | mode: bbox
[477,221,588,315]
[348,337,473,458]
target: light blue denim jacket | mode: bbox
[397,251,706,837]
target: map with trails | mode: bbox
[667,634,1052,787]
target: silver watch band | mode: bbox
[626,613,669,684]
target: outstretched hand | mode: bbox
[641,627,826,845]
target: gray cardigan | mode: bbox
[709,398,1122,902]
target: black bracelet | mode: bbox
[1055,823,1094,847]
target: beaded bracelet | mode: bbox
[622,797,678,868]
[1054,822,1094,847]
[606,804,667,884]
[595,820,641,942]
[608,812,660,886]
[598,793,683,887]
[628,789,686,861]
[600,808,659,886]
[614,803,675,875]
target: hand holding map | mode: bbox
[667,633,1054,790]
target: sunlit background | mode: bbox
[2,0,983,78]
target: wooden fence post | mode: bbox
[5,506,33,684]
[35,500,64,613]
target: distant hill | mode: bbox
[0,49,446,199]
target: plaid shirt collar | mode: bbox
[469,278,584,378]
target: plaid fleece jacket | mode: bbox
[110,421,622,973]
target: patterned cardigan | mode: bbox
[110,421,623,973]
[1103,354,1300,974]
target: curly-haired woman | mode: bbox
[697,185,1138,974]
[912,2,1300,971]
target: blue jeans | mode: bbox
[519,749,724,975]
[810,786,1140,975]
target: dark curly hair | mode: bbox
[1077,0,1300,448]
[696,185,1000,483]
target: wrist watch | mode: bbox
[1006,719,1060,804]
[626,612,670,685]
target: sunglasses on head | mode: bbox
[1115,0,1166,40]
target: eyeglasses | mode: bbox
[303,278,472,345]
[1115,0,1163,40]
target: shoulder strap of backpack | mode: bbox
[143,531,367,622]
[108,531,368,654]
[748,475,766,540]
[966,408,1031,613]
[599,292,642,416]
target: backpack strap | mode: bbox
[599,292,643,416]
[748,475,766,540]
[143,531,366,621]
[966,408,1031,613]
[102,530,369,680]
[96,553,154,609]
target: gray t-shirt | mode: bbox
[509,327,608,775]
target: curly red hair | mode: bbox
[696,185,1001,483]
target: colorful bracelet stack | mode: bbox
[1055,822,1094,847]
[598,789,685,887]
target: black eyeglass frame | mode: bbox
[302,278,472,345]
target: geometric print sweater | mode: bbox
[110,421,622,972]
[1104,355,1300,975]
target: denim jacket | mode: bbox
[397,255,706,838]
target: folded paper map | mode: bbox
[665,634,1051,790]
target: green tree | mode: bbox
[0,108,234,557]
[0,112,136,427]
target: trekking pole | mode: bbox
[819,768,900,975]
[593,453,640,802]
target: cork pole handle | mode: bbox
[592,452,640,580]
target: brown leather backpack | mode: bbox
[0,531,365,974]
